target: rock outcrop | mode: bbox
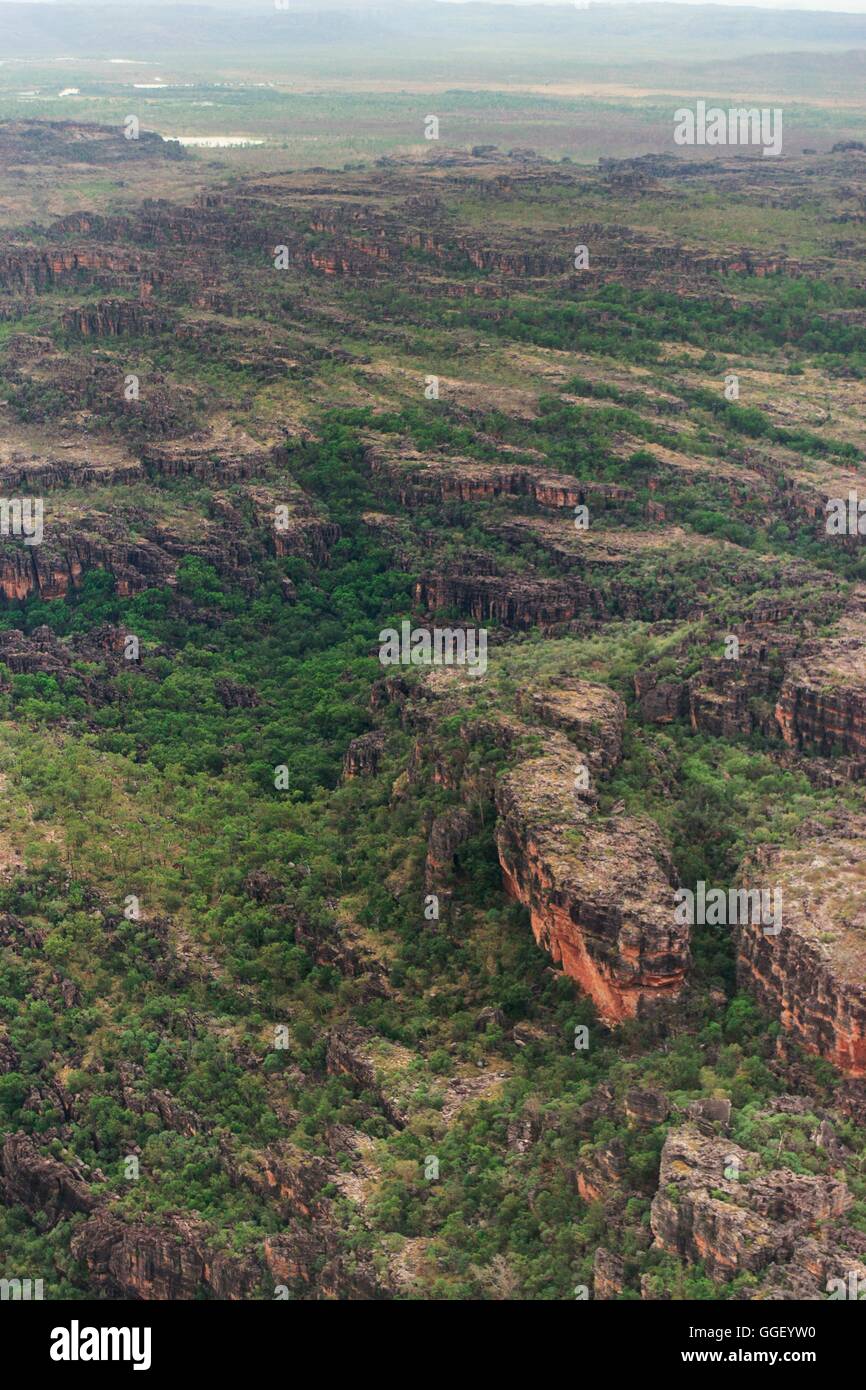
[0,1133,97,1228]
[425,806,475,897]
[263,1226,388,1300]
[593,1247,626,1300]
[325,1026,408,1128]
[636,625,799,739]
[70,1211,262,1301]
[514,679,626,773]
[392,670,683,1022]
[495,736,688,1023]
[651,1125,853,1286]
[577,1138,628,1201]
[737,816,866,1076]
[365,440,631,512]
[625,1087,670,1127]
[414,573,590,630]
[342,729,386,779]
[634,670,689,724]
[776,621,866,771]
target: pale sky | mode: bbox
[438,0,866,10]
[9,0,866,7]
[9,0,866,12]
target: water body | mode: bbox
[162,136,265,147]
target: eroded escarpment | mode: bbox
[494,741,688,1025]
[687,626,802,741]
[633,613,832,742]
[629,599,866,796]
[69,1211,264,1301]
[650,1124,861,1292]
[413,573,594,631]
[587,1087,866,1300]
[775,611,866,772]
[363,436,631,512]
[0,477,337,605]
[5,132,866,1303]
[389,667,687,1023]
[737,816,866,1077]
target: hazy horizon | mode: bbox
[4,0,866,11]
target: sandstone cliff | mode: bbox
[737,816,866,1076]
[775,614,866,771]
[70,1211,263,1301]
[495,737,688,1023]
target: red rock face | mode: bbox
[70,1212,262,1300]
[774,618,866,767]
[776,679,866,761]
[0,246,148,294]
[365,443,631,513]
[494,741,688,1024]
[397,671,680,1022]
[0,550,38,601]
[0,531,178,604]
[414,573,590,629]
[577,1140,626,1201]
[737,822,866,1077]
[739,928,866,1076]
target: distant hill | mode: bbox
[2,1,866,62]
